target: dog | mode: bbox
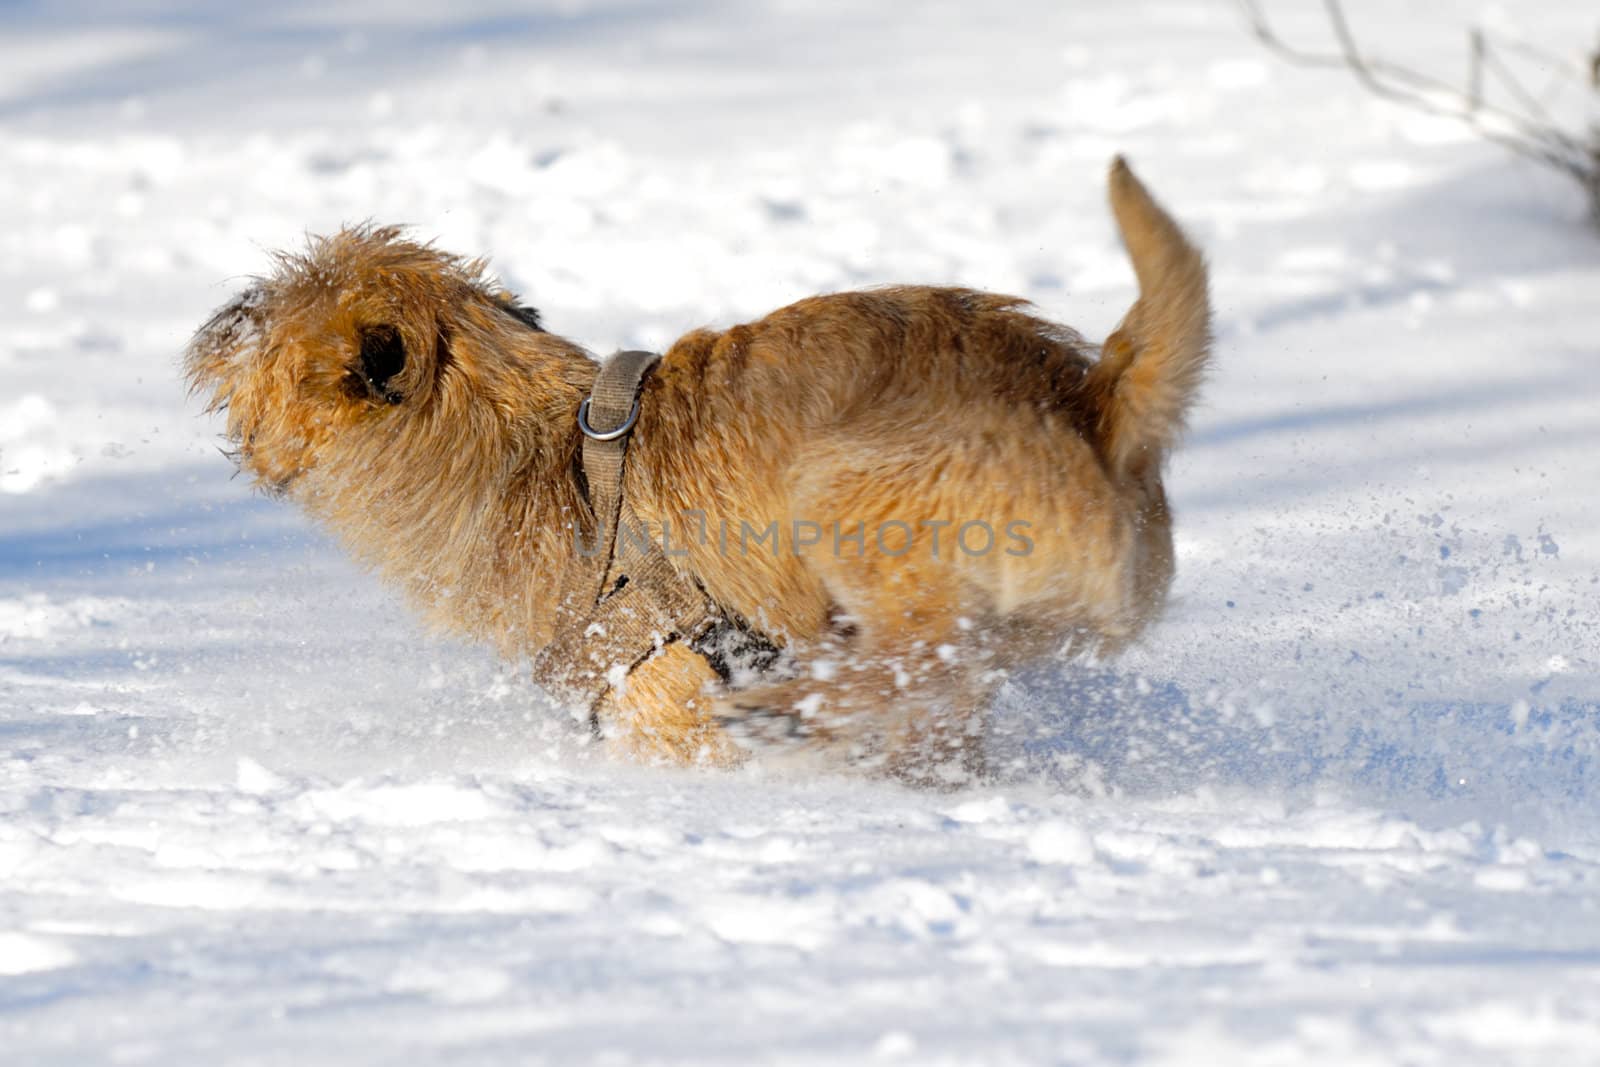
[185,157,1209,783]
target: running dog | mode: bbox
[185,158,1210,783]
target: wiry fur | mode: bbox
[185,158,1210,782]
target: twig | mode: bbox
[1238,0,1595,186]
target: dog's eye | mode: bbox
[358,325,406,403]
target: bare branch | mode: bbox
[1467,28,1483,111]
[1237,0,1595,186]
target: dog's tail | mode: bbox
[1086,156,1211,474]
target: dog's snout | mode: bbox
[358,325,406,403]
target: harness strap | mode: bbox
[538,351,718,724]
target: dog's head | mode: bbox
[185,225,553,496]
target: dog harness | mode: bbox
[536,351,775,729]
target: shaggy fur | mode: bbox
[185,157,1210,782]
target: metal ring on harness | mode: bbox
[577,397,641,441]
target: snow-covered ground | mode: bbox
[4,1,1599,1062]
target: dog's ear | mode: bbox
[357,324,407,404]
[493,293,544,332]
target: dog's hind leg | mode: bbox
[715,636,996,786]
[713,554,1003,786]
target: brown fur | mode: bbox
[185,157,1210,782]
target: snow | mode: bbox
[3,0,1599,1063]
